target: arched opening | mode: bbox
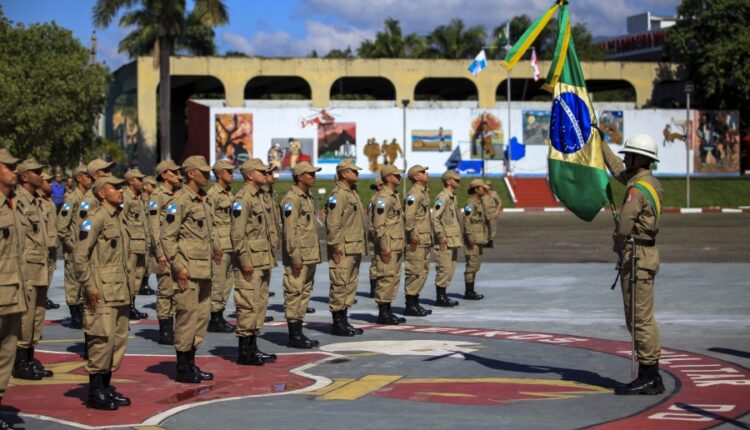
[159,75,225,163]
[330,77,395,100]
[585,80,636,103]
[649,80,685,108]
[245,76,312,100]
[496,79,548,101]
[415,78,478,101]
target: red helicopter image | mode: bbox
[300,109,338,130]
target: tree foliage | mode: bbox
[667,0,750,114]
[0,9,109,167]
[425,19,486,59]
[358,18,426,58]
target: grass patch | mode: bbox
[608,177,750,208]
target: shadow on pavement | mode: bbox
[676,403,750,429]
[707,347,750,360]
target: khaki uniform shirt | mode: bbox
[73,203,130,306]
[57,187,84,253]
[71,189,99,248]
[161,186,214,280]
[367,193,379,255]
[280,185,321,266]
[371,187,405,253]
[263,187,281,251]
[404,182,433,248]
[148,185,177,273]
[206,184,234,253]
[482,191,502,216]
[432,188,462,248]
[230,183,275,270]
[121,187,149,255]
[325,181,366,256]
[602,143,662,272]
[15,186,49,286]
[0,192,28,315]
[463,194,489,246]
[39,191,58,250]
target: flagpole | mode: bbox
[505,21,513,177]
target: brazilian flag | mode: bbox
[502,0,611,221]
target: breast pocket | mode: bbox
[98,267,128,303]
[99,228,122,263]
[249,239,271,267]
[186,246,211,279]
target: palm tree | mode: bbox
[358,18,426,58]
[426,19,486,59]
[93,0,229,161]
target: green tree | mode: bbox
[425,19,486,59]
[667,0,750,119]
[324,46,354,59]
[357,18,426,58]
[0,9,109,167]
[93,0,229,161]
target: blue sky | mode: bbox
[2,0,680,70]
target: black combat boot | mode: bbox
[138,277,155,295]
[87,373,118,410]
[614,362,665,395]
[45,298,60,309]
[376,304,404,325]
[463,283,484,300]
[287,320,319,349]
[68,304,83,329]
[269,291,276,297]
[189,348,213,380]
[435,287,459,307]
[29,347,53,378]
[404,295,430,317]
[331,310,355,337]
[414,294,432,315]
[129,303,147,320]
[12,348,41,380]
[102,371,131,406]
[251,336,277,363]
[369,279,376,298]
[208,310,233,333]
[343,309,364,335]
[175,350,201,383]
[306,307,315,314]
[386,303,406,324]
[158,319,174,345]
[264,315,274,322]
[237,336,264,366]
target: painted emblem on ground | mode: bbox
[4,324,748,429]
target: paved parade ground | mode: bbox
[3,212,749,429]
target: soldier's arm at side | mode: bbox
[149,197,166,260]
[404,192,418,244]
[230,195,253,269]
[614,189,644,250]
[73,216,102,302]
[431,195,447,244]
[206,192,222,255]
[373,195,391,253]
[56,198,76,252]
[160,198,187,276]
[602,142,628,185]
[282,197,303,266]
[325,191,344,250]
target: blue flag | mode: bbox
[468,50,487,76]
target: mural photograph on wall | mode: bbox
[692,110,740,174]
[215,113,253,166]
[598,110,624,145]
[268,138,314,173]
[318,122,357,164]
[412,128,453,152]
[522,110,550,146]
[469,112,503,160]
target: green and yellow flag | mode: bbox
[502,0,611,221]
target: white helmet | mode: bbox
[619,134,659,162]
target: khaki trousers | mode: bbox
[464,245,483,284]
[84,305,129,374]
[434,247,458,289]
[621,268,661,365]
[128,253,147,299]
[173,279,211,352]
[375,251,402,304]
[489,214,498,241]
[329,254,361,312]
[210,252,234,313]
[156,273,176,320]
[283,264,316,321]
[234,268,270,336]
[0,313,21,398]
[404,246,431,296]
[18,286,47,349]
[63,254,83,305]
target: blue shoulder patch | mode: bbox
[376,200,386,208]
[407,194,415,205]
[167,204,178,215]
[148,200,158,210]
[62,202,71,211]
[435,198,443,209]
[327,195,337,209]
[80,220,93,231]
[283,202,293,216]
[80,201,91,211]
[465,204,473,215]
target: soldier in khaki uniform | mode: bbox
[0,149,28,428]
[139,175,157,295]
[263,166,280,302]
[371,165,407,325]
[367,175,383,298]
[325,159,366,336]
[121,168,149,320]
[230,158,277,365]
[149,160,182,345]
[432,171,463,306]
[39,171,60,310]
[57,164,92,328]
[463,179,491,300]
[161,156,215,384]
[403,164,434,316]
[74,175,132,410]
[13,158,52,381]
[206,160,236,333]
[281,162,322,348]
[602,134,665,395]
[482,181,502,248]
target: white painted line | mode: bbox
[739,206,750,209]
[503,208,525,213]
[680,208,702,214]
[722,208,742,213]
[543,207,565,212]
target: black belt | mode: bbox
[632,238,655,247]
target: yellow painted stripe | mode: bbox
[320,375,402,400]
[636,180,662,215]
[502,4,559,70]
[304,379,355,396]
[545,19,571,91]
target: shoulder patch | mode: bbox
[435,198,443,210]
[376,200,386,208]
[407,194,415,205]
[327,195,337,209]
[80,201,91,211]
[232,201,243,217]
[167,204,178,215]
[80,220,93,231]
[465,204,473,215]
[149,200,158,210]
[62,202,71,211]
[283,202,293,217]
